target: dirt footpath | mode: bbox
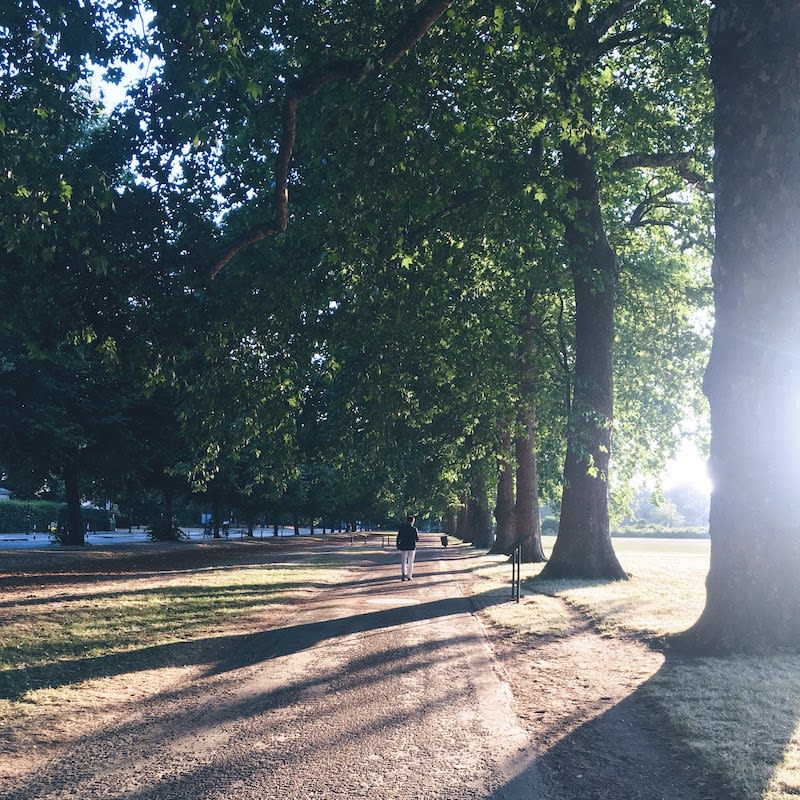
[1,540,708,800]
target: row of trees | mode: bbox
[2,1,798,652]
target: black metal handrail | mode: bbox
[511,544,521,603]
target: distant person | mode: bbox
[396,515,419,581]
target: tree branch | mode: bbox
[613,151,713,192]
[613,151,693,170]
[209,0,454,279]
[590,0,644,40]
[597,24,698,55]
[627,185,681,228]
[406,188,482,247]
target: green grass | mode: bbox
[0,558,349,713]
[468,535,800,800]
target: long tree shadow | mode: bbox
[0,592,505,700]
[1,634,479,800]
[495,649,800,800]
[0,577,320,611]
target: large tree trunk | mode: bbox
[540,141,626,580]
[514,416,546,562]
[490,428,516,554]
[682,2,800,652]
[62,459,84,546]
[469,468,492,548]
[514,308,547,563]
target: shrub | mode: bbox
[145,518,188,542]
[0,500,112,534]
[541,516,559,533]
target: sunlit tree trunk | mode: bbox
[684,1,800,652]
[540,139,626,580]
[514,309,546,563]
[514,416,546,562]
[491,428,516,554]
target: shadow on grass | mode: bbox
[498,650,800,800]
[0,591,505,701]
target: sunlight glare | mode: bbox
[663,441,712,494]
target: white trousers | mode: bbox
[400,549,416,577]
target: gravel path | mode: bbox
[3,542,551,800]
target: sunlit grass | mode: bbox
[0,560,348,710]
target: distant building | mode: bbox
[0,487,11,502]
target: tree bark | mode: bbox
[490,428,516,554]
[681,1,800,652]
[469,469,493,548]
[514,415,546,562]
[456,496,471,543]
[540,140,626,580]
[63,459,84,546]
[514,309,547,563]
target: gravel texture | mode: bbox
[1,542,547,799]
[1,539,712,800]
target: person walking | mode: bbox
[396,515,419,581]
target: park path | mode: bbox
[3,540,551,800]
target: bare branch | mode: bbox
[406,189,482,246]
[634,218,715,255]
[675,163,712,192]
[614,151,693,170]
[210,0,454,279]
[627,185,681,228]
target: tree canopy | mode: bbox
[3,0,797,651]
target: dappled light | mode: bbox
[3,0,800,796]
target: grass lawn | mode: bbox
[469,535,800,800]
[0,545,354,727]
[2,536,799,799]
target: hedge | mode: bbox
[0,499,112,533]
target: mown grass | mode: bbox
[468,535,800,800]
[0,555,351,716]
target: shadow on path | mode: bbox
[0,591,505,700]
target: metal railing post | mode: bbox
[511,545,521,603]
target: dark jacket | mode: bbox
[396,522,419,550]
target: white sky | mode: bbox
[663,440,711,493]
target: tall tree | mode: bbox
[526,0,711,579]
[683,0,800,652]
